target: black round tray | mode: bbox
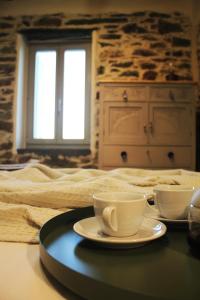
[39,206,200,300]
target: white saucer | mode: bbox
[73,217,166,248]
[144,206,188,224]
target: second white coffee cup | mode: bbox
[93,192,147,237]
[153,185,195,220]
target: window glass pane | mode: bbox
[33,51,56,139]
[63,49,86,139]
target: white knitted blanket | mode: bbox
[0,164,200,243]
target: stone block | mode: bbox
[0,141,12,150]
[0,101,12,110]
[172,37,191,47]
[0,111,12,120]
[0,46,16,55]
[122,23,147,34]
[143,70,157,80]
[34,17,62,27]
[130,12,146,17]
[171,50,184,57]
[149,12,170,18]
[0,78,14,87]
[133,49,156,56]
[112,61,133,68]
[104,25,118,29]
[0,57,16,62]
[66,17,127,25]
[0,121,13,132]
[1,88,13,95]
[140,62,156,69]
[158,20,182,34]
[151,42,166,49]
[177,63,191,69]
[142,35,157,41]
[0,64,15,76]
[120,70,139,77]
[99,42,113,47]
[0,23,14,29]
[0,33,9,38]
[97,66,105,75]
[0,151,13,160]
[111,68,119,72]
[100,34,121,39]
[142,18,156,24]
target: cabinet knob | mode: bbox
[121,151,128,162]
[144,124,147,133]
[146,150,152,162]
[168,151,174,160]
[96,91,100,100]
[122,90,128,102]
[149,122,153,134]
[169,90,175,101]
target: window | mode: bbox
[27,42,91,149]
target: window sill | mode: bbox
[17,148,91,156]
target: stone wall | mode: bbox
[96,12,192,81]
[0,11,194,167]
[0,15,15,164]
[197,24,200,105]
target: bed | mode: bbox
[0,164,200,299]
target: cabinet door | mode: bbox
[149,103,193,145]
[103,102,148,145]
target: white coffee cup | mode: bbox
[153,185,195,220]
[93,192,147,237]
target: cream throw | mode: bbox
[0,164,200,243]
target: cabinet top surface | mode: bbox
[97,80,197,86]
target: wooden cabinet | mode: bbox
[98,82,196,170]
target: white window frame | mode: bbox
[27,42,91,149]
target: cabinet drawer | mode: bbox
[149,86,193,103]
[102,146,150,167]
[146,147,192,168]
[100,86,147,102]
[102,146,192,168]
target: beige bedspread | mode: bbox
[0,164,200,243]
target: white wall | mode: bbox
[0,0,196,17]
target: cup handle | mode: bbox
[102,206,118,232]
[145,192,158,213]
